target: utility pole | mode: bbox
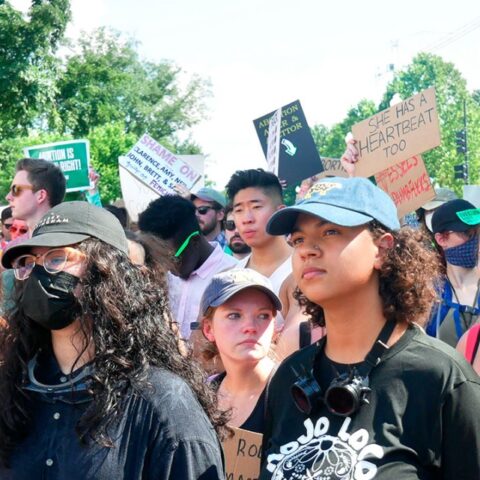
[454,100,469,184]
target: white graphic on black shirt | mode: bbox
[267,416,384,480]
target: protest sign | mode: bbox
[253,100,323,185]
[24,140,92,192]
[119,154,205,222]
[266,108,282,175]
[374,155,435,218]
[351,88,441,178]
[296,158,347,201]
[119,133,202,197]
[222,427,263,480]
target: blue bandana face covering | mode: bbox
[444,234,479,269]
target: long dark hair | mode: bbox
[294,222,442,327]
[0,238,228,466]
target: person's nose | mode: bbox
[242,315,258,334]
[297,241,322,260]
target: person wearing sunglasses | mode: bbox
[191,188,229,251]
[427,199,480,348]
[1,207,13,246]
[0,201,225,480]
[224,206,251,260]
[5,158,66,236]
[139,195,237,342]
[258,177,480,479]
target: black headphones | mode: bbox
[291,320,395,417]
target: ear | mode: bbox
[276,203,287,212]
[373,233,394,270]
[434,232,448,249]
[217,209,225,222]
[202,318,215,342]
[35,188,48,205]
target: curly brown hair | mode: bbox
[0,238,229,466]
[294,222,443,328]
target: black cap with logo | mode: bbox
[2,201,128,268]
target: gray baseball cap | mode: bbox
[200,268,282,315]
[191,187,227,208]
[2,201,128,268]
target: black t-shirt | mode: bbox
[210,371,267,434]
[260,325,480,479]
[1,354,224,480]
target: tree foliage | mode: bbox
[0,4,210,204]
[0,0,71,137]
[54,28,210,140]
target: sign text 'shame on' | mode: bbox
[351,88,441,178]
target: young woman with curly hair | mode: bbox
[0,202,226,480]
[258,177,480,480]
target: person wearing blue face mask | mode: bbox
[427,199,480,347]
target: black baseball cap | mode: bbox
[2,201,129,268]
[431,199,480,234]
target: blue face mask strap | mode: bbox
[174,231,200,257]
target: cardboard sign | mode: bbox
[222,427,263,480]
[119,133,201,197]
[253,100,323,185]
[351,88,441,178]
[119,154,205,222]
[374,155,435,218]
[24,140,92,192]
[295,158,347,201]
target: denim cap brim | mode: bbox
[267,203,374,236]
[202,283,282,315]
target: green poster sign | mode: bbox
[23,140,92,192]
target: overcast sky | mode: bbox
[12,0,480,188]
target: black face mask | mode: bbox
[21,265,82,330]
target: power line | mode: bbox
[424,17,480,52]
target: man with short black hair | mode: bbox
[139,195,237,340]
[225,169,291,295]
[5,158,66,234]
[191,187,228,249]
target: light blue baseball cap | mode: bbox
[267,177,400,235]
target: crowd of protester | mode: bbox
[0,139,479,479]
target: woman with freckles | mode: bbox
[201,268,282,434]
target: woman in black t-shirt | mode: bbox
[259,177,480,480]
[201,268,282,434]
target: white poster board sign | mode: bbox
[119,133,202,196]
[119,153,205,222]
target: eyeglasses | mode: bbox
[9,184,35,197]
[225,220,236,231]
[9,225,28,235]
[196,206,216,216]
[12,247,86,281]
